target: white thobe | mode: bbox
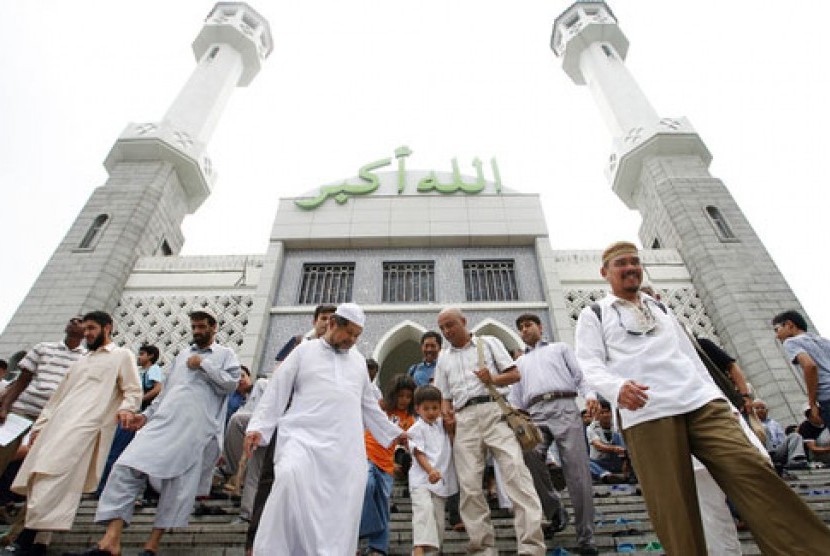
[249,339,403,556]
[117,342,240,479]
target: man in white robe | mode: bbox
[245,302,405,555]
[76,310,240,556]
[7,311,141,556]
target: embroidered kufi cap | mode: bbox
[335,302,366,328]
[601,241,638,266]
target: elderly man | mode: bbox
[510,313,598,554]
[242,303,336,553]
[753,399,807,470]
[79,310,240,556]
[245,303,405,555]
[7,312,141,556]
[434,307,544,556]
[575,241,830,554]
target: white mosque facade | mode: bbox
[0,2,812,423]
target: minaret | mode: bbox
[552,2,808,422]
[0,3,272,357]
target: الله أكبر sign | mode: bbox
[294,146,503,210]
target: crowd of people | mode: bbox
[0,240,829,555]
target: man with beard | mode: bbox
[240,304,336,553]
[5,312,141,556]
[574,241,830,554]
[77,310,240,556]
[245,303,406,555]
[407,331,442,386]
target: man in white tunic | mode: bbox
[7,311,141,556]
[79,310,240,556]
[246,303,405,555]
[574,241,830,554]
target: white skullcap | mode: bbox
[334,302,365,328]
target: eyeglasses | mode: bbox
[612,303,657,336]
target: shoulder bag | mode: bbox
[476,337,542,452]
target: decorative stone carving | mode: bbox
[172,130,194,149]
[659,118,682,130]
[134,123,157,135]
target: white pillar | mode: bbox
[164,45,245,146]
[578,40,659,139]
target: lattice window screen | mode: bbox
[112,295,253,361]
[563,287,719,340]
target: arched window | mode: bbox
[78,214,109,249]
[601,44,615,58]
[705,206,737,241]
[157,240,173,256]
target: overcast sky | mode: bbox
[2,1,829,336]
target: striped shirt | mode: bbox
[12,341,87,419]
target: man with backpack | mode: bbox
[574,240,830,555]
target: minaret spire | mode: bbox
[104,2,273,213]
[0,3,272,360]
[551,2,710,209]
[551,1,812,424]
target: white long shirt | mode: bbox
[510,341,595,410]
[249,338,403,556]
[408,417,458,497]
[434,336,513,410]
[574,292,723,429]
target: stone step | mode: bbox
[23,468,830,555]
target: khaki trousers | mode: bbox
[453,401,544,556]
[624,400,830,555]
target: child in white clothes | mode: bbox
[408,385,458,555]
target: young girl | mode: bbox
[358,372,416,555]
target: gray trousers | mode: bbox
[221,411,265,519]
[223,411,251,477]
[525,398,595,547]
[771,433,807,468]
[95,462,201,529]
[240,446,266,520]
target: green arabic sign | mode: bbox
[294,146,503,210]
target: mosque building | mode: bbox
[0,2,811,422]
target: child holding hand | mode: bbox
[408,385,458,556]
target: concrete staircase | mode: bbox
[36,468,830,555]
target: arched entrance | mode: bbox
[373,320,427,393]
[472,318,523,358]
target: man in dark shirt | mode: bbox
[798,408,830,465]
[694,337,753,414]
